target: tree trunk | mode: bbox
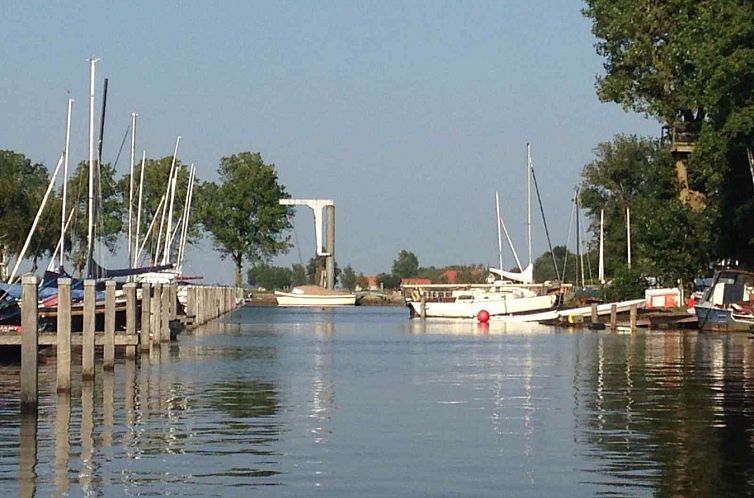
[233,253,243,288]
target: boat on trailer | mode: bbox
[694,269,754,332]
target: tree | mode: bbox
[199,152,291,287]
[305,255,340,286]
[341,265,356,290]
[392,250,419,278]
[247,263,292,290]
[580,135,713,284]
[376,272,400,290]
[0,150,54,277]
[290,264,307,286]
[66,161,124,275]
[583,1,754,265]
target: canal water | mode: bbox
[1,306,754,497]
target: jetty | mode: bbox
[1,275,242,413]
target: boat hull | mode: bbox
[694,304,754,332]
[275,292,356,307]
[408,294,557,319]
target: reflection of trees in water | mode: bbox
[574,332,754,496]
[209,379,280,419]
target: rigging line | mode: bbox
[112,124,130,171]
[747,147,754,191]
[530,164,561,281]
[562,196,576,283]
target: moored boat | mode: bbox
[275,285,356,307]
[694,269,754,332]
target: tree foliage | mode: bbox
[341,265,356,290]
[584,0,754,266]
[580,135,713,284]
[248,263,292,290]
[199,152,291,287]
[392,250,419,278]
[0,150,54,274]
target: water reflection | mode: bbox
[2,308,754,496]
[575,331,754,496]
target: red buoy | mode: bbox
[477,310,490,323]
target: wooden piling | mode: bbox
[124,283,137,359]
[151,283,162,347]
[590,303,598,324]
[82,280,96,380]
[420,294,426,319]
[20,274,39,411]
[140,283,151,351]
[610,304,617,331]
[161,285,170,342]
[630,304,638,331]
[56,278,72,393]
[103,280,115,370]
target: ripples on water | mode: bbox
[1,306,754,496]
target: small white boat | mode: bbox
[275,285,356,307]
[694,269,754,332]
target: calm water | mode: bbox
[1,306,754,497]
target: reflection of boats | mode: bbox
[275,285,356,307]
[404,266,559,319]
[694,269,754,332]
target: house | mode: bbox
[400,277,432,286]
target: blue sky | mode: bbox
[0,1,657,283]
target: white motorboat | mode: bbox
[275,285,356,307]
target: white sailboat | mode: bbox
[404,144,560,319]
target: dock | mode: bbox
[2,275,242,413]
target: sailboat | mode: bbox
[404,144,560,319]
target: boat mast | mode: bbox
[526,143,532,267]
[86,56,99,279]
[59,97,73,270]
[598,208,605,284]
[495,192,503,270]
[626,206,632,270]
[162,136,181,265]
[575,189,581,286]
[134,150,146,266]
[128,112,137,268]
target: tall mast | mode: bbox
[59,97,73,270]
[626,206,632,270]
[575,189,581,286]
[134,150,146,266]
[162,136,181,264]
[495,192,503,270]
[128,112,137,268]
[578,193,585,285]
[86,56,99,279]
[526,143,532,267]
[598,208,605,284]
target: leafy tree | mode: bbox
[534,246,599,282]
[199,152,291,287]
[290,264,307,286]
[248,263,292,290]
[0,150,54,277]
[376,272,400,290]
[65,161,124,275]
[453,265,488,284]
[602,267,647,302]
[341,265,356,290]
[305,255,340,286]
[392,250,419,278]
[583,1,754,265]
[580,135,713,284]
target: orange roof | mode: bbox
[401,277,432,285]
